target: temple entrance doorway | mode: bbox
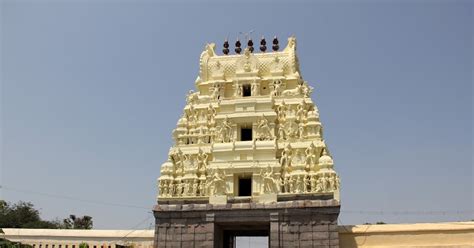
[217,223,270,248]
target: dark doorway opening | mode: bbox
[241,127,252,141]
[243,84,251,97]
[217,224,270,248]
[238,178,252,196]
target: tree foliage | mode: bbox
[0,200,93,229]
[61,215,93,230]
[0,237,32,248]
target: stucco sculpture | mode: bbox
[157,37,340,203]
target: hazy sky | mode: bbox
[1,0,472,231]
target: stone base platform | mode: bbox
[153,199,340,248]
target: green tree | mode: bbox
[1,228,32,248]
[61,215,93,230]
[0,200,93,229]
[78,242,88,248]
[0,201,58,228]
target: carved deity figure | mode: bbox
[315,177,323,192]
[282,175,290,193]
[251,82,259,96]
[198,109,206,122]
[305,142,318,169]
[170,182,177,196]
[198,180,206,196]
[211,84,220,100]
[177,181,184,197]
[278,177,285,193]
[187,105,197,125]
[208,169,226,195]
[303,176,310,193]
[271,80,282,97]
[217,116,233,143]
[329,176,335,191]
[315,124,322,138]
[280,144,292,172]
[276,101,287,123]
[286,120,298,139]
[197,149,209,174]
[207,104,216,125]
[321,176,329,192]
[301,82,313,98]
[296,101,308,123]
[235,83,243,97]
[291,149,305,165]
[186,90,199,104]
[298,122,306,139]
[277,124,286,141]
[192,180,199,196]
[294,176,303,193]
[197,125,206,144]
[183,181,190,196]
[183,154,195,169]
[310,176,317,193]
[171,149,184,175]
[158,181,164,196]
[163,181,169,196]
[260,166,276,194]
[256,116,273,141]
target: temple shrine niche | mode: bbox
[154,36,341,248]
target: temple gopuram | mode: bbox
[154,37,341,248]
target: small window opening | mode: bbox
[238,178,252,196]
[243,84,251,97]
[241,127,252,141]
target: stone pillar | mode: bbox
[205,213,215,248]
[269,212,280,248]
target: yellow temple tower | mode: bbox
[154,36,341,248]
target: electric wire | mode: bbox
[2,185,473,217]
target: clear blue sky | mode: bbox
[1,0,472,229]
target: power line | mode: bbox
[2,185,473,217]
[340,210,474,216]
[1,185,150,210]
[111,212,154,246]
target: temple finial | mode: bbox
[272,36,279,51]
[235,39,242,54]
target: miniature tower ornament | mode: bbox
[154,36,341,248]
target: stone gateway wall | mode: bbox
[153,199,340,248]
[3,222,474,248]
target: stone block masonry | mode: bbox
[153,199,340,248]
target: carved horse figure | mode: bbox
[282,83,303,96]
